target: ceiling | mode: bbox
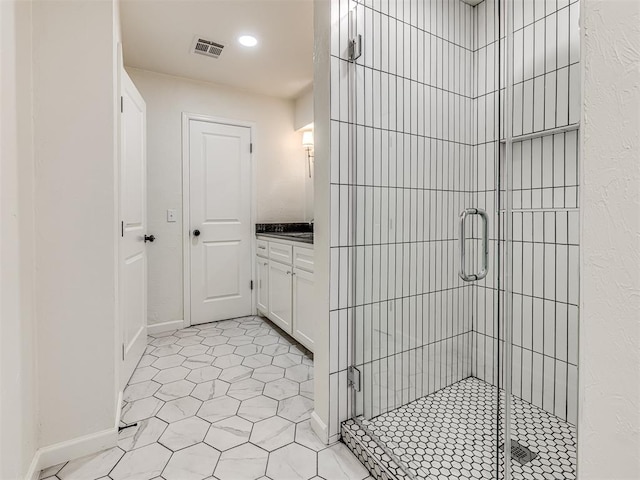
[120,0,314,99]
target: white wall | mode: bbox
[33,0,118,448]
[295,87,314,130]
[297,129,315,224]
[295,88,315,221]
[579,0,640,478]
[310,0,331,444]
[126,68,309,326]
[0,1,37,478]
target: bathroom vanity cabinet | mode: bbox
[255,237,314,352]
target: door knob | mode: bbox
[144,234,155,243]
[193,229,201,237]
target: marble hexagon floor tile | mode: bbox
[40,316,372,480]
[56,448,124,480]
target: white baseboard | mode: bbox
[310,411,331,445]
[25,427,117,480]
[25,454,41,480]
[147,319,184,335]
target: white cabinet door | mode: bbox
[256,257,269,315]
[293,268,314,352]
[268,261,292,333]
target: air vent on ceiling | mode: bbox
[192,37,225,59]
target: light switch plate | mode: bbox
[167,209,177,222]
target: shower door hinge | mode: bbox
[348,7,362,62]
[348,366,361,392]
[250,280,254,290]
[250,143,253,153]
[348,35,362,62]
[122,344,125,361]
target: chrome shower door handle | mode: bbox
[458,208,489,282]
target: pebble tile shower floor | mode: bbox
[38,316,372,480]
[343,377,576,480]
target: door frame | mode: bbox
[181,112,256,327]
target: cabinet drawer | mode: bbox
[257,239,269,258]
[269,242,293,264]
[293,246,314,273]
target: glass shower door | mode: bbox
[502,0,581,479]
[345,0,505,478]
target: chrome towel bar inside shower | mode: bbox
[459,208,489,282]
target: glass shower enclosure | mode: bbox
[342,0,580,479]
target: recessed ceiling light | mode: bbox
[238,35,258,47]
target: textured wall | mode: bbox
[579,0,640,477]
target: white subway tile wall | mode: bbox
[327,0,580,444]
[328,0,478,441]
[472,0,581,426]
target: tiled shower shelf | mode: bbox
[343,377,576,480]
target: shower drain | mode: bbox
[500,440,538,465]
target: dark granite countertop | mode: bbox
[255,222,314,245]
[256,232,314,244]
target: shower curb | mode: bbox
[342,419,410,480]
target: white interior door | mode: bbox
[120,71,147,389]
[189,120,253,325]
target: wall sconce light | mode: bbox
[302,130,314,178]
